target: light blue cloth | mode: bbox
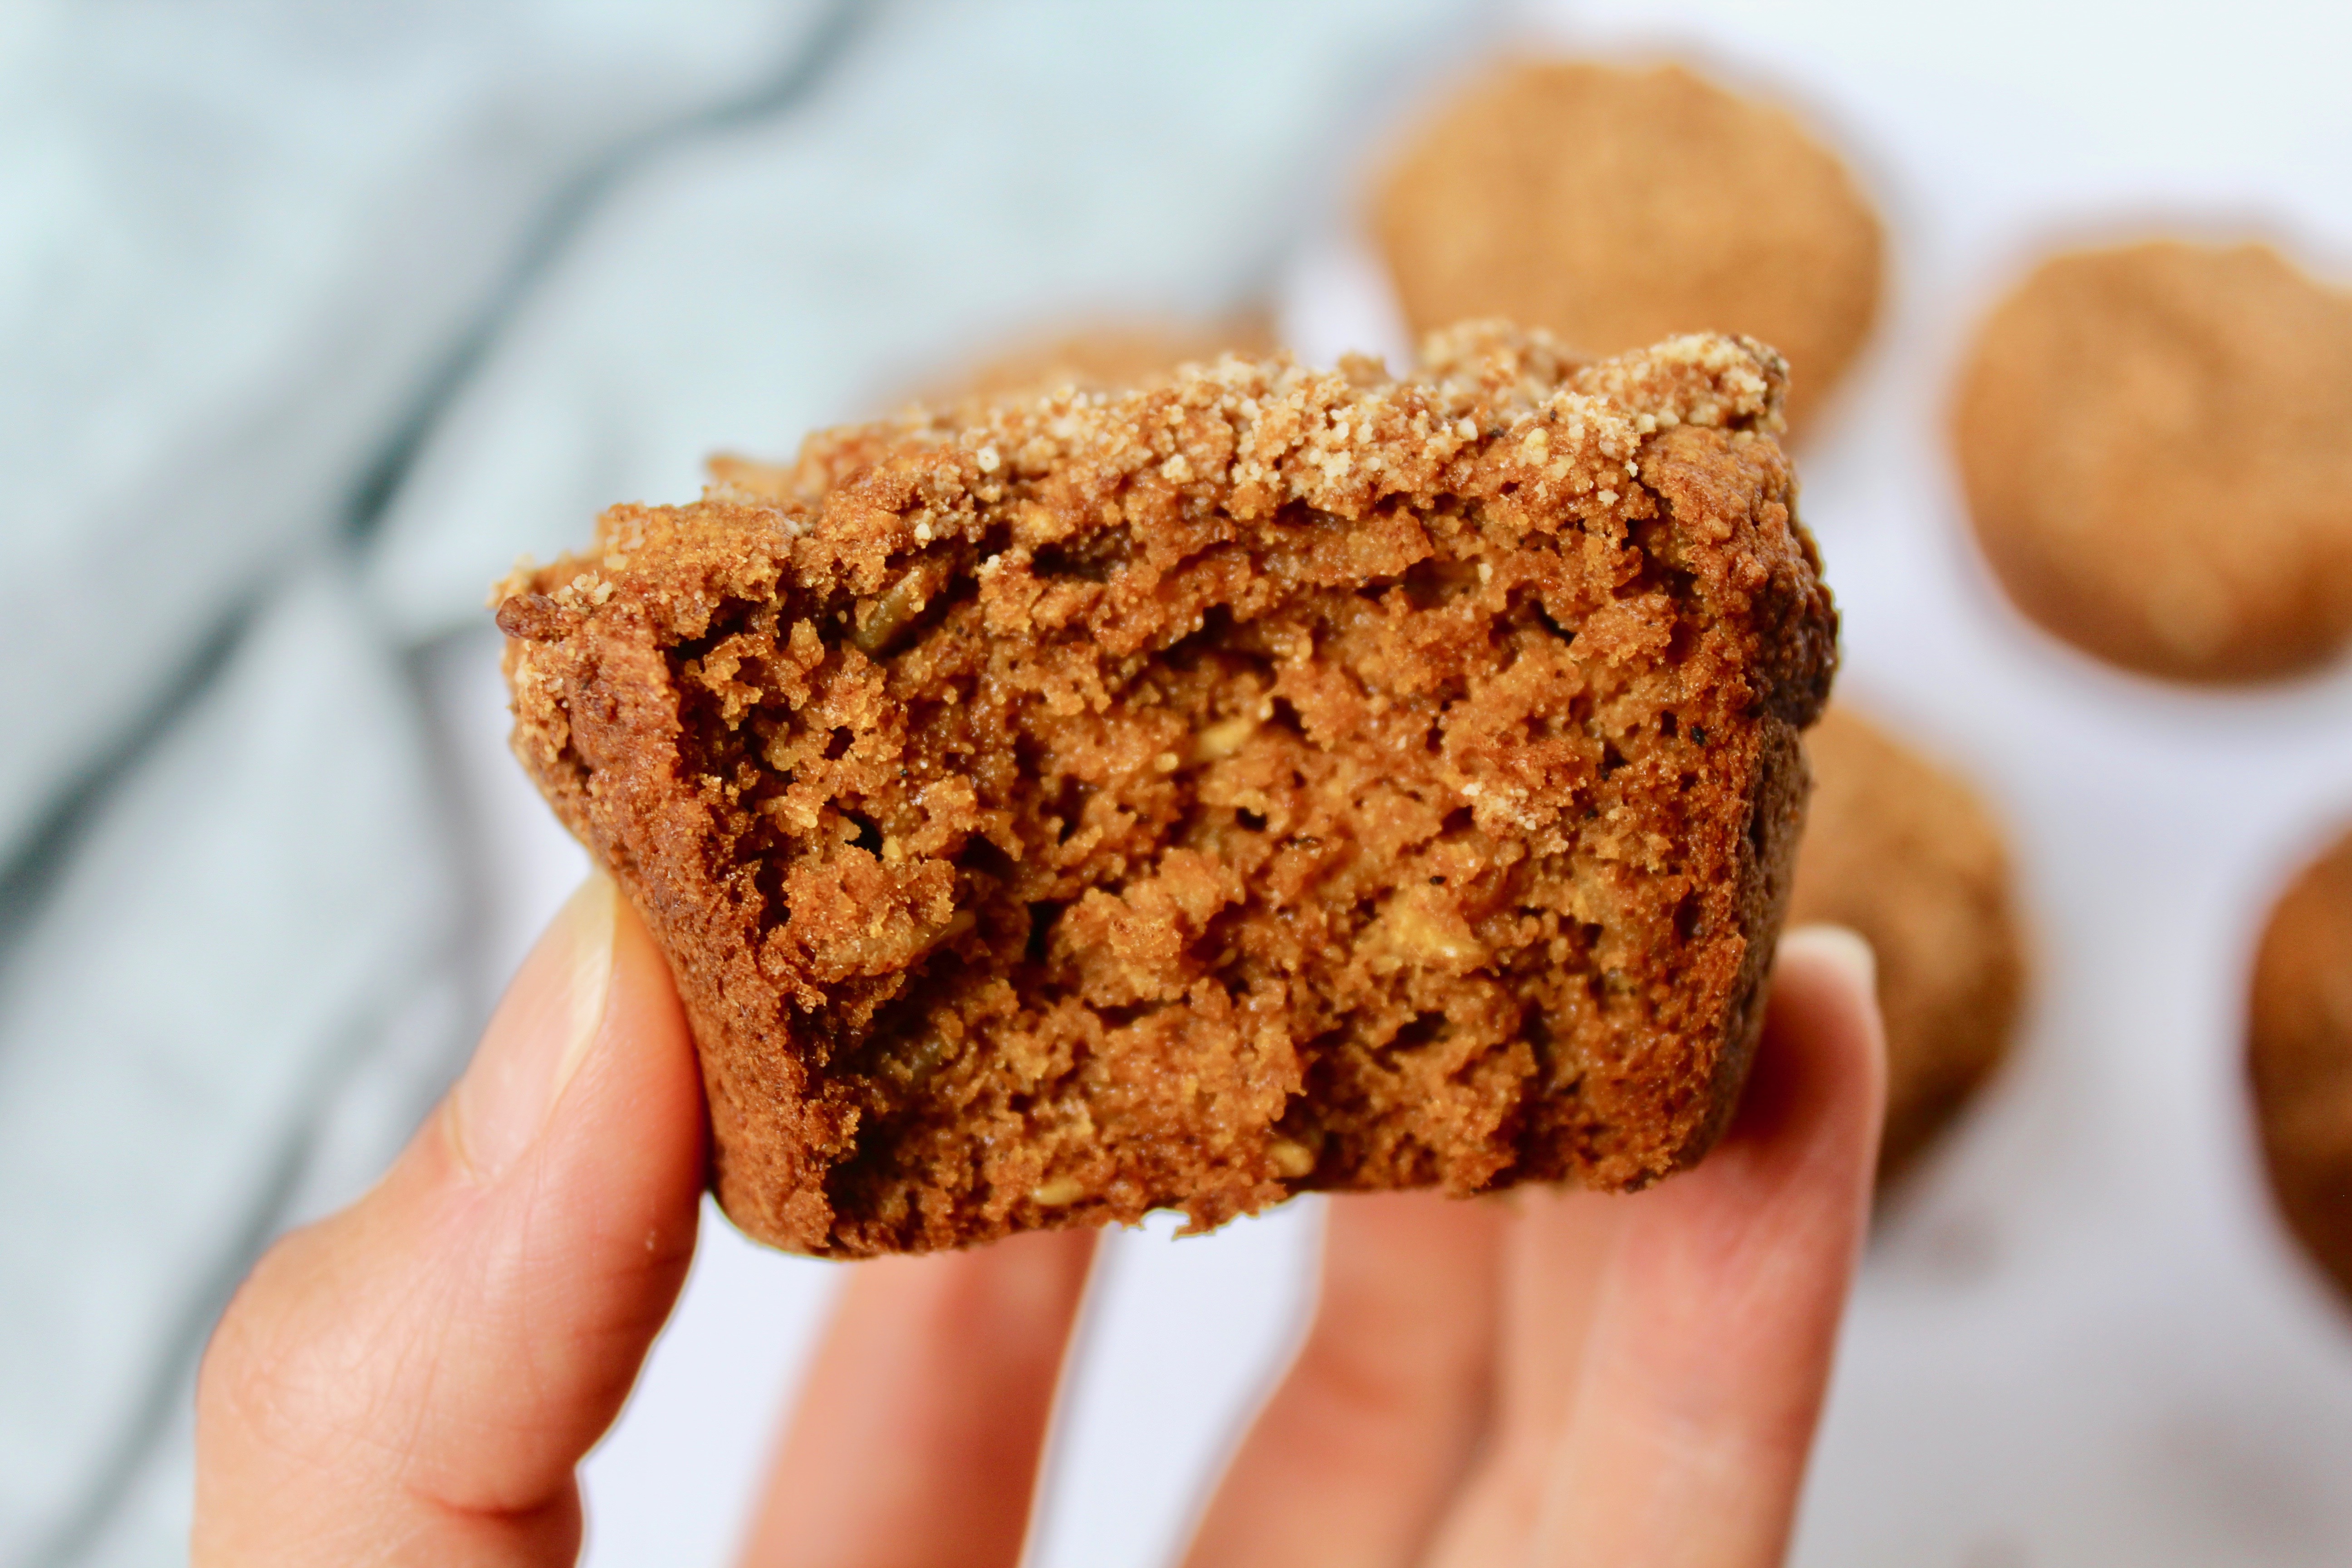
[0,4,1473,1562]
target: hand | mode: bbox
[194,875,1883,1568]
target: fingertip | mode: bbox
[547,876,704,1178]
[446,871,621,1183]
[1764,921,1890,1156]
[1779,921,1877,999]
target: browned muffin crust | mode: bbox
[497,325,1837,1256]
[1955,240,2352,683]
[1373,60,1883,431]
[1788,706,2025,1183]
[2249,825,2352,1306]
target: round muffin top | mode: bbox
[1955,239,2352,683]
[921,314,1274,411]
[2249,825,2352,1308]
[1787,706,2025,1185]
[1373,59,1883,431]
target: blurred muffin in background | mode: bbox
[1372,59,1883,430]
[718,315,1280,499]
[2249,825,2352,1308]
[1789,706,2026,1185]
[927,313,1274,409]
[1955,240,2352,683]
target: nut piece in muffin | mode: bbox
[1373,60,1883,431]
[1955,239,2352,683]
[2249,824,2352,1308]
[1787,706,2025,1184]
[496,324,1837,1257]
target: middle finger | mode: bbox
[1179,1191,1506,1568]
[1421,1186,1625,1568]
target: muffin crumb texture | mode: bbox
[498,325,1836,1256]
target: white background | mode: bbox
[419,2,2352,1563]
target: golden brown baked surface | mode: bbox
[1788,706,2024,1183]
[497,325,1837,1256]
[2249,826,2352,1306]
[1955,240,2352,683]
[1373,60,1882,431]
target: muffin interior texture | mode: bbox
[498,325,1835,1255]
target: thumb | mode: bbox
[194,873,706,1567]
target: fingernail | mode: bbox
[449,873,618,1181]
[1780,921,1877,994]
